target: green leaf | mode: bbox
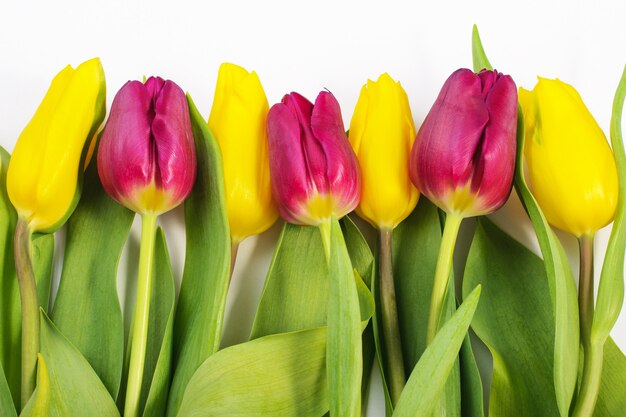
[463,218,560,416]
[0,362,16,417]
[326,219,363,417]
[594,338,626,416]
[392,286,481,417]
[472,26,580,416]
[166,94,230,417]
[471,24,493,72]
[138,228,175,417]
[392,199,464,416]
[20,312,119,417]
[594,65,626,344]
[177,328,328,417]
[0,146,54,410]
[51,150,134,399]
[459,332,484,417]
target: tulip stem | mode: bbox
[14,217,38,409]
[319,221,331,264]
[124,213,158,417]
[426,213,463,344]
[378,228,406,405]
[572,234,603,417]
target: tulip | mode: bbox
[410,68,517,217]
[349,73,419,229]
[6,58,105,408]
[520,77,619,417]
[267,90,363,417]
[348,73,418,404]
[98,76,196,215]
[519,77,618,237]
[266,91,361,227]
[409,68,518,345]
[98,76,196,417]
[208,63,277,257]
[7,58,106,233]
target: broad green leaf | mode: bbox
[594,65,626,343]
[392,286,481,417]
[166,95,230,417]
[459,331,484,417]
[463,218,559,416]
[139,228,175,417]
[177,328,328,417]
[20,312,119,417]
[0,362,16,417]
[0,146,54,409]
[472,25,579,416]
[51,148,134,399]
[392,199,465,416]
[326,219,362,417]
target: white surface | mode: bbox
[1,0,626,415]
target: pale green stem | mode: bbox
[14,217,38,409]
[426,213,463,344]
[319,221,331,265]
[124,213,158,417]
[572,234,603,417]
[379,227,406,405]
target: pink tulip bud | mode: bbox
[267,91,361,226]
[410,68,517,217]
[98,77,196,215]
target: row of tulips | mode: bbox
[2,26,625,417]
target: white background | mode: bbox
[1,0,626,415]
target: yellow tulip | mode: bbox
[7,58,106,233]
[209,63,277,242]
[349,73,419,229]
[520,77,618,237]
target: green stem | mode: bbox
[379,228,406,405]
[319,221,331,265]
[14,217,38,409]
[124,213,158,417]
[572,234,603,417]
[426,213,463,344]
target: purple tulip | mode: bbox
[98,76,196,215]
[410,68,517,217]
[267,91,361,226]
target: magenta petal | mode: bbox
[266,99,311,223]
[98,80,154,204]
[150,80,196,204]
[311,91,360,213]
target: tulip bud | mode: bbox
[349,73,419,229]
[7,58,106,233]
[266,91,361,226]
[519,77,618,236]
[97,76,196,215]
[410,68,517,217]
[209,63,278,242]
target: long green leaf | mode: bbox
[392,199,465,416]
[51,148,134,399]
[472,25,579,416]
[593,65,626,343]
[177,328,328,417]
[0,146,54,410]
[166,94,230,417]
[327,218,362,417]
[463,218,560,416]
[392,286,481,417]
[20,312,119,417]
[594,338,626,416]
